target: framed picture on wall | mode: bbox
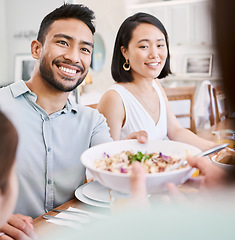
[183,54,213,77]
[14,54,36,82]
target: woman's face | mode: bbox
[121,23,168,81]
[0,164,18,227]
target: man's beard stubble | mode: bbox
[39,57,86,92]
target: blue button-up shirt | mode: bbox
[0,81,112,218]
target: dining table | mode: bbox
[196,118,234,142]
[33,197,110,239]
[33,118,234,239]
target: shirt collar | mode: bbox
[63,98,78,114]
[10,80,34,98]
[10,80,78,114]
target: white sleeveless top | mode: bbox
[108,81,167,140]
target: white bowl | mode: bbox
[81,139,201,194]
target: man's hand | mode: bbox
[124,130,148,144]
[0,214,36,240]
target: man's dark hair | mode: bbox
[111,12,171,83]
[37,3,95,45]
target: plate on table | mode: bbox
[211,147,235,170]
[82,181,111,203]
[75,183,110,208]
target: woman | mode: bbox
[97,12,214,150]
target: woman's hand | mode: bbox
[124,130,148,144]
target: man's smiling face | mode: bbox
[38,18,94,92]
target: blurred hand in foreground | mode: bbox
[129,156,228,206]
[166,156,228,203]
[130,162,149,206]
[111,162,149,212]
[118,155,228,212]
[0,214,36,240]
[186,156,227,189]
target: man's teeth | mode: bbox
[59,66,76,74]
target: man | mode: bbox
[0,4,147,239]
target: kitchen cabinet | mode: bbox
[127,0,214,47]
[169,4,191,46]
[191,0,213,46]
[151,6,169,29]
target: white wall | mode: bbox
[75,0,127,94]
[1,0,64,86]
[0,0,220,94]
[0,0,127,94]
[0,0,8,86]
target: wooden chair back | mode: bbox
[208,85,228,125]
[208,85,216,126]
[164,86,196,133]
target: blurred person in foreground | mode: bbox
[0,3,147,240]
[0,111,35,238]
[0,111,18,227]
[175,0,235,191]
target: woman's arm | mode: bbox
[97,89,125,140]
[156,81,215,151]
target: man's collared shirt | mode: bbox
[0,81,112,218]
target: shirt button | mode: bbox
[48,179,52,185]
[47,147,51,152]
